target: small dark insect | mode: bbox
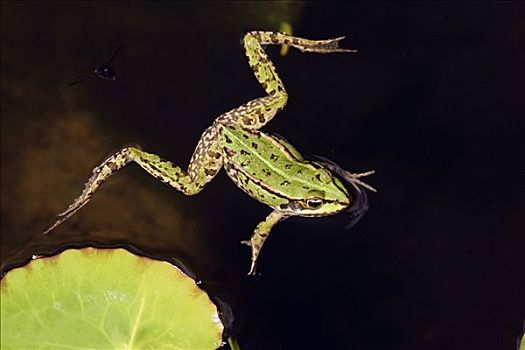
[70,46,122,86]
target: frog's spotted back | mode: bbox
[221,126,350,212]
[45,31,372,275]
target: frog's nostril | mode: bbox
[314,169,331,184]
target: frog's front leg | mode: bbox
[242,210,289,275]
[44,125,223,234]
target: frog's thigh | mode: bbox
[187,125,224,185]
[246,210,289,275]
[216,94,287,130]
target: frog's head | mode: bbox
[312,156,377,228]
[278,174,350,217]
[278,166,352,217]
[281,157,376,225]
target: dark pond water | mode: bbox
[1,2,524,349]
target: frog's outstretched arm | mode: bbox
[242,209,289,275]
[216,31,356,131]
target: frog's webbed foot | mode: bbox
[296,36,357,54]
[244,210,288,275]
[43,147,134,234]
[246,31,357,55]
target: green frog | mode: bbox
[44,31,376,275]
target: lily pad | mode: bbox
[1,247,224,349]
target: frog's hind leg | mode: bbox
[44,127,223,234]
[243,31,356,96]
[215,31,355,131]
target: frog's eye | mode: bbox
[306,197,323,209]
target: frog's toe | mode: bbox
[302,36,358,54]
[247,261,257,276]
[240,239,252,247]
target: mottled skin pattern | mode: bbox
[45,31,373,275]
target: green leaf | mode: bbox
[1,248,223,349]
